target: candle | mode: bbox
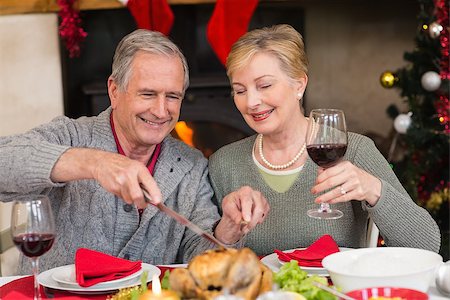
[138,275,180,300]
[256,291,305,300]
[214,295,244,300]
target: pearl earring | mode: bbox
[297,92,303,99]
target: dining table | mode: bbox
[0,264,177,300]
[0,264,448,300]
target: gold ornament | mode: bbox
[425,188,449,212]
[380,71,398,88]
[107,271,149,300]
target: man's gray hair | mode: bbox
[111,29,189,93]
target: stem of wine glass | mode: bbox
[319,203,331,213]
[31,257,41,300]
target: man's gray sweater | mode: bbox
[0,108,220,274]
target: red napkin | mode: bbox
[0,276,106,299]
[274,235,339,267]
[75,248,142,287]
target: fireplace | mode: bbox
[61,1,304,156]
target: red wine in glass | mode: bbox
[13,233,55,257]
[306,109,347,219]
[11,195,56,300]
[306,143,347,168]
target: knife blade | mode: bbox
[141,187,226,249]
[311,281,356,300]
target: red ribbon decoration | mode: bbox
[434,0,449,132]
[57,0,87,58]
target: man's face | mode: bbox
[109,51,185,151]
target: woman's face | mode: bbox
[230,52,307,136]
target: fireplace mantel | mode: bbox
[0,0,217,16]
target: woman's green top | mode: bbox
[208,132,441,256]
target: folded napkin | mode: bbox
[274,234,339,268]
[75,248,142,287]
[1,276,106,300]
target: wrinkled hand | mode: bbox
[92,151,162,209]
[311,160,382,207]
[51,148,162,209]
[214,186,269,245]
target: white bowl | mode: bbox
[322,247,443,293]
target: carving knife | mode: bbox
[141,187,226,249]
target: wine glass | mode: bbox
[306,109,348,219]
[11,194,56,300]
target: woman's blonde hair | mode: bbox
[226,24,308,83]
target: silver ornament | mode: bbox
[394,113,412,134]
[429,22,443,39]
[421,71,441,91]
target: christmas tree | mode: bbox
[380,0,449,259]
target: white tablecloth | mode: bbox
[1,274,447,299]
[0,275,25,286]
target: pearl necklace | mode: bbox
[257,134,306,170]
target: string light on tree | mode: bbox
[436,95,449,131]
[421,71,442,91]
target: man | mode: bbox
[0,29,269,274]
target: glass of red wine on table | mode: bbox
[11,194,56,300]
[306,109,348,220]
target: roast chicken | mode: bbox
[169,248,273,300]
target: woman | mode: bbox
[208,24,441,256]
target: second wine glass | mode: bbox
[306,109,348,220]
[11,194,56,300]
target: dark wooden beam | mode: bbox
[0,0,217,16]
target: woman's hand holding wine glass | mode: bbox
[312,160,383,207]
[306,109,348,220]
[11,194,56,300]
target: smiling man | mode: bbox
[0,29,269,275]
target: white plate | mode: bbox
[158,264,187,268]
[261,247,352,276]
[51,264,143,288]
[38,263,160,294]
